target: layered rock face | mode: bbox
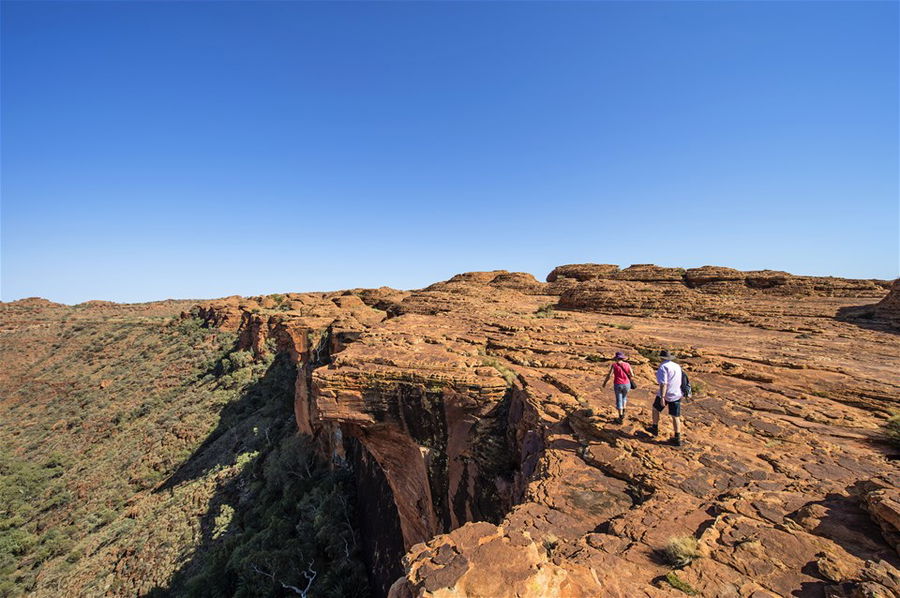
[548,263,889,297]
[197,265,899,598]
[555,264,892,329]
[876,279,900,329]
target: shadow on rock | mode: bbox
[787,490,900,568]
[791,567,829,598]
[836,304,899,336]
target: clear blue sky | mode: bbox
[2,1,897,304]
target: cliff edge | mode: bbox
[194,265,899,598]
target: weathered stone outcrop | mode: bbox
[549,263,889,299]
[875,279,900,329]
[447,271,510,284]
[552,264,892,329]
[559,279,722,318]
[547,263,621,282]
[195,264,899,598]
[862,480,900,556]
[612,264,687,282]
[432,271,546,295]
[488,271,547,294]
[390,520,598,598]
[4,296,66,308]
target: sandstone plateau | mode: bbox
[190,264,899,598]
[1,264,898,598]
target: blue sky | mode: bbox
[2,1,897,304]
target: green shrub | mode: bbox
[212,505,235,540]
[176,317,204,338]
[0,529,37,558]
[84,509,116,533]
[664,571,698,595]
[34,528,74,563]
[229,350,254,370]
[43,453,69,470]
[230,367,254,387]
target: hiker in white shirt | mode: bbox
[648,350,684,446]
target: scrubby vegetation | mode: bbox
[0,451,73,595]
[534,304,556,318]
[0,304,368,597]
[151,354,368,598]
[637,347,659,361]
[1,312,235,595]
[689,379,704,396]
[481,356,518,386]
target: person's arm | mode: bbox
[602,365,613,388]
[656,366,666,399]
[658,381,668,401]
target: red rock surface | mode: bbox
[194,264,900,598]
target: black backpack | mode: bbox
[680,369,692,398]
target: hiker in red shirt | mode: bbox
[602,351,635,424]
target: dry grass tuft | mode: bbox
[885,412,900,447]
[663,535,701,568]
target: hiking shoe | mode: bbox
[615,415,624,425]
[671,434,683,447]
[646,424,659,437]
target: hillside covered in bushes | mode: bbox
[0,299,367,597]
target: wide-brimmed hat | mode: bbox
[614,351,626,360]
[660,350,673,359]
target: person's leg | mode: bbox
[650,396,662,434]
[614,385,627,421]
[669,401,683,445]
